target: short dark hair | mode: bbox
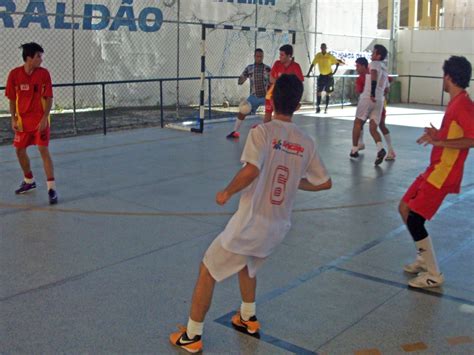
[255,48,263,54]
[273,74,303,116]
[20,42,44,62]
[355,57,368,67]
[279,44,293,56]
[373,44,388,61]
[443,56,472,89]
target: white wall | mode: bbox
[397,29,474,104]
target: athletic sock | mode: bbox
[24,172,34,184]
[186,318,203,339]
[384,133,394,151]
[325,95,330,109]
[376,141,384,151]
[351,146,359,154]
[233,118,243,132]
[415,236,440,275]
[240,302,256,321]
[358,130,364,145]
[47,179,56,191]
[316,96,321,107]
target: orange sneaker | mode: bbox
[231,311,260,335]
[169,326,203,353]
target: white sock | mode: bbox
[186,318,203,339]
[351,146,359,154]
[24,177,34,184]
[376,141,384,151]
[240,302,256,321]
[415,237,440,275]
[233,118,243,132]
[47,180,56,190]
[384,133,394,151]
[358,130,364,146]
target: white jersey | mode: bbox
[360,61,388,99]
[219,119,330,258]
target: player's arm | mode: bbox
[370,69,378,101]
[38,97,52,131]
[417,135,474,149]
[331,63,339,76]
[306,64,315,77]
[9,99,19,131]
[238,66,249,85]
[298,177,332,191]
[216,163,259,205]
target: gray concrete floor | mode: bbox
[1,105,473,354]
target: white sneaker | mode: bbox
[403,259,427,274]
[357,143,365,151]
[408,272,444,288]
[385,150,396,161]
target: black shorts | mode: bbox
[317,74,334,93]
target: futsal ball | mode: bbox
[239,100,252,115]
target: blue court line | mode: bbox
[333,267,474,306]
[213,188,473,353]
[214,311,317,355]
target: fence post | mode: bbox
[407,75,411,104]
[208,77,212,121]
[341,76,345,109]
[102,83,106,135]
[160,80,164,128]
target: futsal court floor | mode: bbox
[1,104,473,354]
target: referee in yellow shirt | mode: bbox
[306,43,344,113]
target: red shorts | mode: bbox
[265,98,273,113]
[13,127,50,149]
[402,175,449,220]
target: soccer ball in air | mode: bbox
[239,100,252,115]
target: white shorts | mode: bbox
[203,235,266,282]
[355,97,384,124]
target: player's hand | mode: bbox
[416,133,435,146]
[11,118,20,132]
[424,123,438,138]
[370,96,376,103]
[38,117,49,131]
[216,190,231,205]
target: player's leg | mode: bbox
[379,105,396,160]
[324,76,334,113]
[14,132,36,194]
[316,76,324,113]
[231,266,260,335]
[351,118,365,158]
[369,101,386,165]
[400,178,446,288]
[351,99,370,158]
[264,98,273,123]
[37,128,58,204]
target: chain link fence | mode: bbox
[1,0,394,143]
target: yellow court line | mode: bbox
[0,199,398,218]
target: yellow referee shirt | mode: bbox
[311,53,338,75]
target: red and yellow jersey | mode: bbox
[422,91,474,192]
[5,66,53,132]
[266,60,304,100]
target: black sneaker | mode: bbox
[375,148,386,166]
[15,181,36,194]
[226,131,240,139]
[48,189,58,205]
[316,107,321,113]
[350,151,359,158]
[324,108,328,114]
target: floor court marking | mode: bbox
[0,199,399,217]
